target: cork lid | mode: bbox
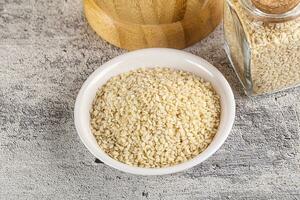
[251,0,300,14]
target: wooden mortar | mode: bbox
[84,0,223,50]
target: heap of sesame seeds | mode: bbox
[90,68,221,168]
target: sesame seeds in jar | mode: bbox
[224,0,300,95]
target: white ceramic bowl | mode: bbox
[74,48,235,175]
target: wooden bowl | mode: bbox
[84,0,223,50]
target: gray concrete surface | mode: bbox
[0,0,299,199]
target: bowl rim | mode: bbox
[74,48,235,175]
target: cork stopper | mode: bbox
[251,0,300,14]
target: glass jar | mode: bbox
[224,0,300,95]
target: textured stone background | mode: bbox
[0,0,299,199]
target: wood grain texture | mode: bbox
[251,0,300,14]
[84,0,224,50]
